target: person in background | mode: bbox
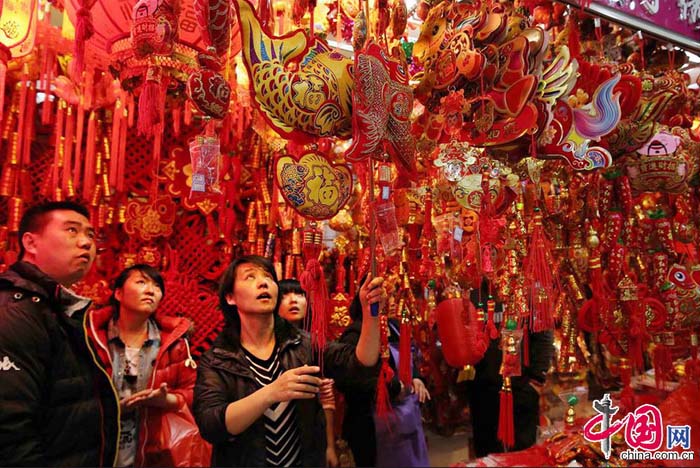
[0,201,119,466]
[88,264,204,467]
[278,279,339,467]
[468,279,554,457]
[336,292,431,467]
[193,255,385,467]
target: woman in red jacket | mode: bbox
[88,264,201,467]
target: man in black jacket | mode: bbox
[0,201,119,466]
[468,283,554,457]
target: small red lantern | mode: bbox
[436,296,489,368]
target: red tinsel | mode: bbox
[497,378,515,449]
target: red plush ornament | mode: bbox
[131,0,179,58]
[187,65,231,119]
[274,151,353,220]
[193,0,232,56]
[345,41,416,175]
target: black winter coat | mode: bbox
[334,319,402,467]
[0,262,120,467]
[194,317,378,467]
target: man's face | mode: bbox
[22,210,96,287]
[225,263,279,316]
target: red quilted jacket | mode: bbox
[87,307,197,467]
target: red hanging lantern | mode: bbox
[436,294,488,368]
[63,0,212,69]
[0,0,38,123]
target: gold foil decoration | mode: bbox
[8,197,23,232]
[97,203,107,229]
[292,228,301,255]
[567,275,584,301]
[457,365,476,382]
[9,132,19,165]
[0,164,15,196]
[617,276,638,302]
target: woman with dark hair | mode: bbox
[87,264,202,467]
[278,279,338,467]
[193,255,386,467]
[336,290,430,467]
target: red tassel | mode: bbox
[652,342,673,389]
[73,5,94,76]
[0,44,9,127]
[619,360,634,412]
[300,259,329,363]
[399,315,412,387]
[486,300,498,340]
[137,67,164,137]
[83,111,97,201]
[109,100,122,188]
[22,82,36,166]
[524,209,558,332]
[568,16,581,59]
[375,358,394,421]
[63,105,75,196]
[497,377,515,449]
[622,287,650,372]
[686,335,700,387]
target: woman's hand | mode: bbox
[326,446,339,467]
[412,378,431,403]
[122,383,179,409]
[359,276,387,317]
[265,365,321,404]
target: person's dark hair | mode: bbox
[279,279,305,297]
[109,264,165,318]
[219,255,279,328]
[349,292,362,322]
[348,273,369,323]
[18,201,91,260]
